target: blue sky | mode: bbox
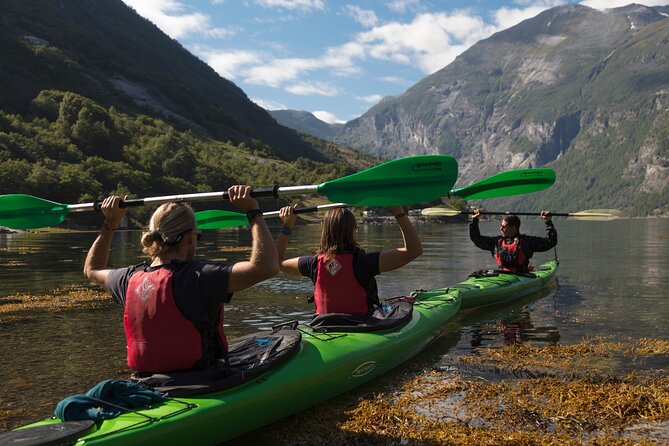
[121,0,667,123]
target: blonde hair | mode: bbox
[317,208,359,262]
[140,202,196,258]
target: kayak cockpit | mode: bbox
[308,301,413,333]
[132,329,302,397]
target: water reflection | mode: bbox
[1,218,669,430]
[467,310,561,348]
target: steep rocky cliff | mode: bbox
[335,4,669,215]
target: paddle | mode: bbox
[0,155,457,229]
[194,168,557,229]
[449,168,555,200]
[421,208,622,221]
[196,203,348,229]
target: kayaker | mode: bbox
[275,205,423,315]
[470,209,557,273]
[83,185,278,373]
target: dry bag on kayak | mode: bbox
[131,329,301,397]
[54,379,166,421]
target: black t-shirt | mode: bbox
[107,260,234,326]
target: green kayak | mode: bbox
[7,292,460,445]
[411,260,558,309]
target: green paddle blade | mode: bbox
[421,207,461,217]
[569,209,622,221]
[195,210,248,230]
[0,194,69,229]
[450,168,555,200]
[317,155,458,206]
[421,207,623,221]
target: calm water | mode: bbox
[1,218,668,430]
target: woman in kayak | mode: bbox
[83,186,278,374]
[469,209,557,273]
[275,205,422,315]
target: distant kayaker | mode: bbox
[469,209,557,273]
[275,205,423,315]
[83,186,278,373]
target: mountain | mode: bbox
[268,110,343,141]
[0,0,379,225]
[0,0,333,162]
[335,4,669,216]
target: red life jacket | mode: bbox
[313,253,368,315]
[124,267,227,373]
[495,237,528,272]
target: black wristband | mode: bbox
[280,225,292,236]
[246,208,263,223]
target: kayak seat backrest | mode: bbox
[469,269,537,279]
[131,330,302,397]
[309,301,413,333]
[468,269,499,278]
[498,270,537,278]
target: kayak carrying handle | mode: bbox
[272,320,299,332]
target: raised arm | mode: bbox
[469,209,498,253]
[526,211,558,252]
[83,195,128,290]
[275,205,302,277]
[227,186,279,293]
[378,206,423,273]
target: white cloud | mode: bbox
[252,0,325,11]
[321,42,365,75]
[197,49,262,79]
[196,45,356,90]
[490,0,665,34]
[139,0,564,99]
[344,5,378,27]
[356,94,383,103]
[387,0,421,14]
[357,12,497,73]
[253,98,287,110]
[201,9,506,91]
[202,26,238,38]
[246,58,321,87]
[313,110,345,124]
[493,1,565,30]
[581,0,669,9]
[379,76,407,84]
[240,43,363,87]
[286,81,339,96]
[121,0,237,39]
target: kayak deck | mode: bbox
[14,293,461,445]
[411,260,558,310]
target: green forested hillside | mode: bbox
[0,0,378,227]
[268,110,343,141]
[0,0,321,160]
[0,91,375,227]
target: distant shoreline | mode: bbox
[1,215,665,234]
